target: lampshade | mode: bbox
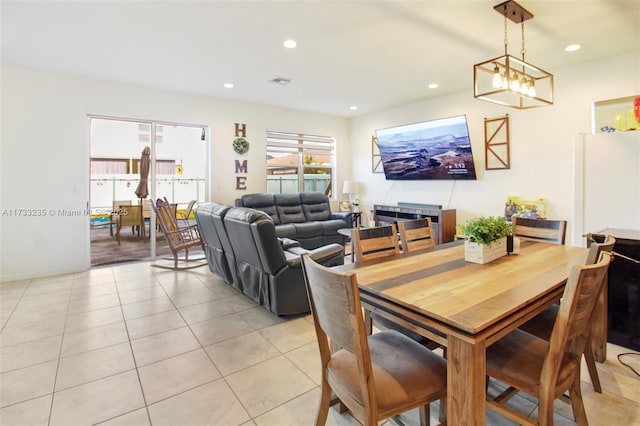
[342,180,358,194]
[473,0,554,109]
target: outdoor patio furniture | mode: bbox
[151,197,206,270]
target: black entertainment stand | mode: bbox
[373,202,456,245]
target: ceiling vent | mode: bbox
[270,77,293,85]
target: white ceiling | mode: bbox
[2,1,639,118]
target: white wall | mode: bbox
[2,51,638,281]
[572,131,640,244]
[0,67,349,281]
[349,51,640,244]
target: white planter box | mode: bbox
[464,237,507,264]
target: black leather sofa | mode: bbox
[195,203,344,316]
[235,192,353,249]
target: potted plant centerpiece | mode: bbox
[460,216,512,264]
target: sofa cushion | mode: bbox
[321,219,348,236]
[292,221,324,238]
[275,194,306,223]
[300,192,331,221]
[275,223,297,239]
[238,193,280,224]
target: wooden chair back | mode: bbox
[512,217,567,245]
[113,200,131,211]
[142,199,152,220]
[300,253,447,426]
[398,218,435,252]
[585,234,616,264]
[352,224,399,262]
[151,197,205,269]
[116,204,142,243]
[110,200,131,236]
[178,199,197,223]
[153,198,180,243]
[547,252,611,372]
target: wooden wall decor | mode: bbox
[371,135,383,173]
[484,114,511,170]
[234,123,249,190]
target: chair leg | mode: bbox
[584,336,602,393]
[418,403,429,426]
[537,391,555,426]
[316,381,332,426]
[569,375,589,426]
[438,397,446,424]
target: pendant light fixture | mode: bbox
[473,0,554,109]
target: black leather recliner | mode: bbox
[196,203,344,315]
[194,202,237,288]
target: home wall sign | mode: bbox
[484,114,511,170]
[234,123,249,190]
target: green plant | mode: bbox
[460,216,512,245]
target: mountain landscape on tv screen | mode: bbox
[377,119,477,180]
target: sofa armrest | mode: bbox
[278,237,301,250]
[330,211,354,228]
[285,243,344,267]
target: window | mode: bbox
[266,130,335,196]
[138,123,163,143]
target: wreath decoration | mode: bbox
[233,137,250,155]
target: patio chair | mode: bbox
[151,197,206,270]
[116,204,142,244]
[176,199,197,225]
[110,200,131,237]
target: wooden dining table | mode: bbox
[334,239,589,425]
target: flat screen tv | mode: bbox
[375,115,477,180]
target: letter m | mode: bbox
[235,160,248,173]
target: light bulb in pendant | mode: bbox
[510,73,520,92]
[520,77,529,95]
[492,65,503,89]
[528,80,536,97]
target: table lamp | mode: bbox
[342,180,360,211]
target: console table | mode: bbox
[373,202,456,244]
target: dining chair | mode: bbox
[300,253,447,426]
[519,235,616,393]
[352,224,399,263]
[485,251,612,426]
[512,217,567,245]
[398,218,436,252]
[357,222,442,350]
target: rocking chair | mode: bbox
[151,197,206,270]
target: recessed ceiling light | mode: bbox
[223,83,234,88]
[350,106,358,111]
[283,39,297,49]
[565,44,581,52]
[428,83,439,89]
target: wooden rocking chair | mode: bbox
[151,197,206,270]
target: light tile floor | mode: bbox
[1,261,639,425]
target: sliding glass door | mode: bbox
[89,117,208,266]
